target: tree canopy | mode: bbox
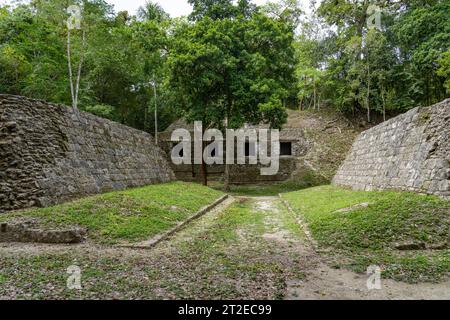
[0,0,448,131]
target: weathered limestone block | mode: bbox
[333,99,450,198]
[0,221,87,244]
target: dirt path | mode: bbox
[0,196,448,300]
[232,196,450,300]
[286,264,450,300]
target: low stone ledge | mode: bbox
[334,202,370,213]
[120,194,231,249]
[279,194,318,250]
[394,241,426,251]
[0,221,87,244]
[394,241,449,251]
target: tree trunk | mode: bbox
[67,29,85,110]
[308,96,313,110]
[313,76,317,110]
[67,29,75,109]
[144,104,148,131]
[153,74,158,145]
[367,64,371,123]
[74,30,86,110]
[224,162,230,192]
[200,126,207,186]
[224,117,230,192]
[201,150,208,186]
[299,96,304,111]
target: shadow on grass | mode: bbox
[210,180,327,197]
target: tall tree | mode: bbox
[137,1,169,22]
[66,4,86,110]
[392,0,450,106]
[170,6,295,188]
[437,51,450,94]
[188,0,255,21]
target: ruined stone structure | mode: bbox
[0,95,175,213]
[333,99,450,198]
[160,116,310,184]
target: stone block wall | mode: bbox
[0,95,175,213]
[333,99,450,198]
[159,127,310,184]
[165,158,299,184]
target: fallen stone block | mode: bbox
[335,202,370,213]
[427,242,449,250]
[394,241,426,251]
[0,221,87,244]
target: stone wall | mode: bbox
[165,158,299,184]
[333,99,450,198]
[160,124,310,184]
[0,94,175,213]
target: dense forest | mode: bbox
[0,0,448,133]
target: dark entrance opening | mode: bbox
[280,142,292,156]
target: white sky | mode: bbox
[108,0,278,17]
[0,0,308,17]
[109,0,194,17]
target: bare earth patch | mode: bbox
[286,264,450,300]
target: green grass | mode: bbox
[282,185,450,283]
[180,198,267,250]
[170,198,305,299]
[0,198,305,300]
[0,182,224,244]
[0,254,141,300]
[210,180,320,197]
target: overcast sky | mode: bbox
[107,0,276,17]
[0,0,305,17]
